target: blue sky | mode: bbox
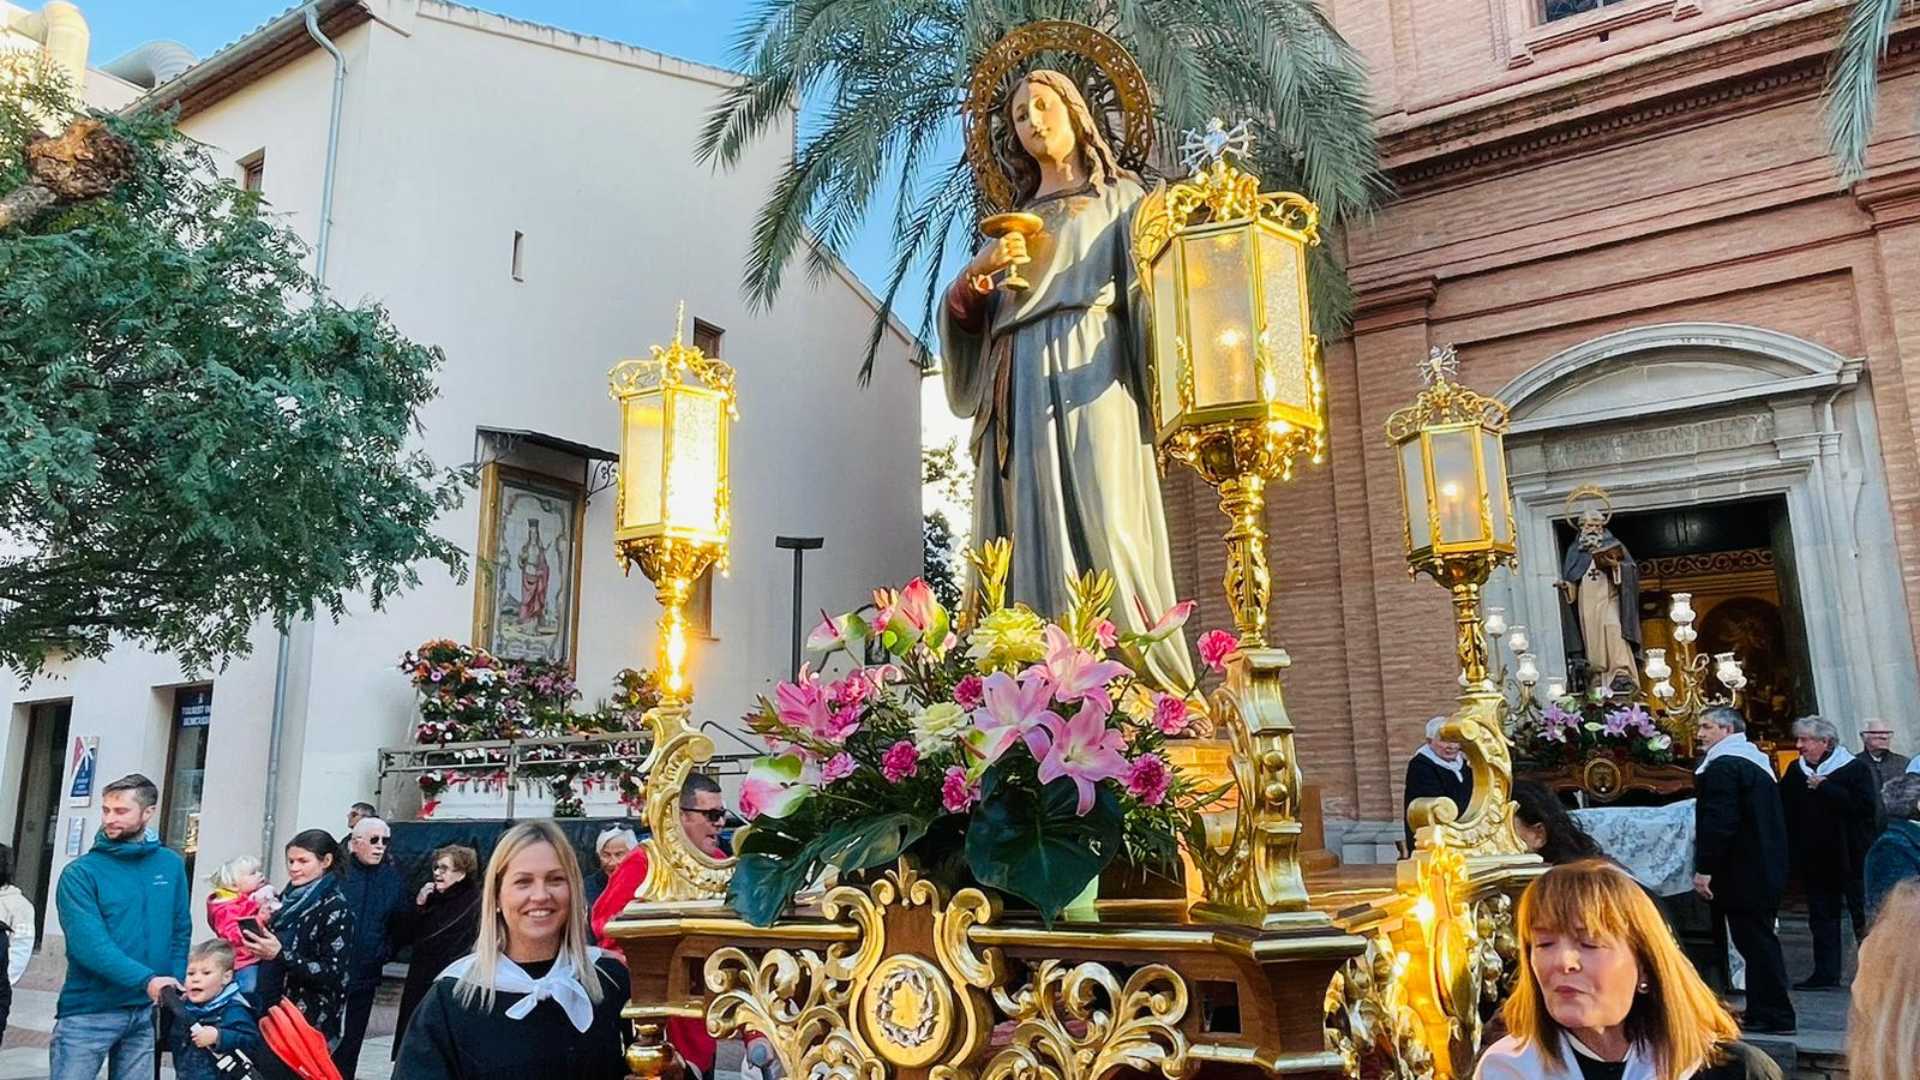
[78,0,943,331]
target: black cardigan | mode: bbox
[387,878,483,1059]
[1779,756,1878,884]
[1694,756,1789,912]
[394,954,631,1079]
[1404,752,1474,850]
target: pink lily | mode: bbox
[1041,626,1129,704]
[740,754,811,819]
[774,668,831,733]
[1126,598,1196,646]
[969,670,1061,765]
[1035,708,1133,816]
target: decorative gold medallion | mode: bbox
[861,955,956,1067]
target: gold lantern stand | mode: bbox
[1132,143,1330,929]
[1383,346,1530,866]
[608,305,739,906]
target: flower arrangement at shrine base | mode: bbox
[730,563,1229,928]
[400,640,671,817]
[1508,687,1681,770]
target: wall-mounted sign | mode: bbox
[176,688,212,728]
[65,815,86,856]
[67,736,99,807]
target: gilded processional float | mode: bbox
[603,22,1544,1080]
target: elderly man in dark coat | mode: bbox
[1693,706,1794,1034]
[1859,718,1910,832]
[1403,715,1473,852]
[1780,715,1878,990]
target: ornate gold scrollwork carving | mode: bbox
[1407,690,1529,863]
[1323,930,1435,1080]
[986,962,1193,1080]
[1472,892,1518,1023]
[633,702,734,902]
[1187,648,1326,929]
[703,861,1193,1080]
[1384,848,1530,1079]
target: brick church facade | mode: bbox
[1163,0,1920,858]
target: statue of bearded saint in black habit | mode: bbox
[1557,510,1642,692]
[941,69,1197,695]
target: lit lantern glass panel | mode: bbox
[1429,427,1481,545]
[1185,230,1257,409]
[1482,428,1511,545]
[665,390,724,537]
[1400,438,1431,552]
[621,391,666,533]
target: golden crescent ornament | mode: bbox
[963,20,1156,213]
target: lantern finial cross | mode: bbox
[1179,117,1255,174]
[1422,344,1460,387]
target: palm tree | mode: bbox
[1824,0,1905,182]
[698,0,1389,381]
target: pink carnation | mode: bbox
[829,676,871,711]
[953,674,986,711]
[1152,692,1190,736]
[941,766,982,813]
[1196,630,1240,673]
[1125,754,1172,806]
[881,740,920,783]
[821,752,856,785]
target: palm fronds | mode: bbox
[1823,0,1904,183]
[701,0,1387,382]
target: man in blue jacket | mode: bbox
[51,773,190,1079]
[334,816,407,1078]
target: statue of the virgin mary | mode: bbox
[940,63,1195,694]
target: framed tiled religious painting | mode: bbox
[472,465,587,668]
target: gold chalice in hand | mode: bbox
[979,211,1044,293]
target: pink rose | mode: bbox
[1125,754,1171,806]
[821,752,856,785]
[881,740,920,783]
[1152,692,1190,736]
[1196,629,1240,673]
[941,766,982,813]
[953,674,986,711]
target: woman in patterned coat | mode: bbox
[241,828,355,1045]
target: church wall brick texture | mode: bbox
[1164,0,1920,830]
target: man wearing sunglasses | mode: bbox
[336,817,407,1077]
[591,774,734,1080]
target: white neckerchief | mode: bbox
[439,947,605,1033]
[1908,756,1920,775]
[1696,732,1775,778]
[1476,1033,1695,1080]
[1416,744,1467,781]
[1798,744,1856,779]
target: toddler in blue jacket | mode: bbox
[167,940,263,1080]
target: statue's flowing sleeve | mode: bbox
[940,280,995,424]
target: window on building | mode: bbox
[239,152,265,193]
[694,319,723,358]
[162,686,213,879]
[511,230,525,281]
[689,566,715,637]
[1543,0,1630,21]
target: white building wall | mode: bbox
[2,2,920,943]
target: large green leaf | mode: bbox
[965,769,1123,925]
[727,850,813,928]
[817,812,931,876]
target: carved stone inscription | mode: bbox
[1544,414,1774,472]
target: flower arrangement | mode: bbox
[400,640,670,816]
[1508,686,1679,769]
[730,567,1222,927]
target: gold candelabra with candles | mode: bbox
[1644,591,1747,749]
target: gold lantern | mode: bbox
[1387,345,1516,686]
[609,303,738,704]
[1132,145,1326,647]
[1132,131,1333,929]
[1385,344,1529,863]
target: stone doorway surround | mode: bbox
[1487,322,1920,750]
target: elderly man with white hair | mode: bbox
[1402,715,1473,852]
[1780,714,1878,990]
[337,815,408,1076]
